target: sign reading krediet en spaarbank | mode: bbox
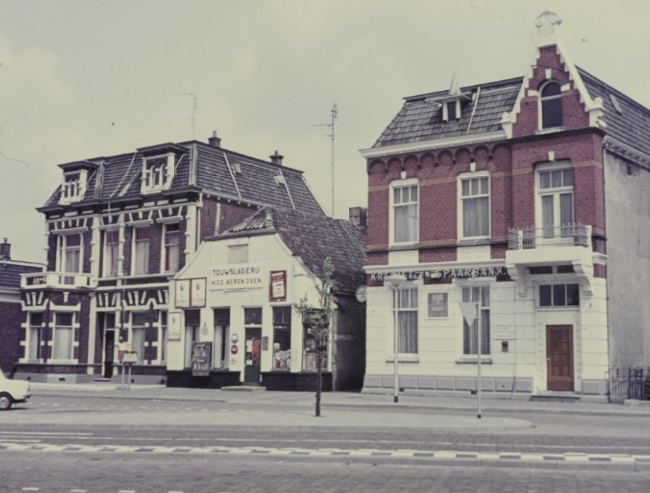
[210,264,263,290]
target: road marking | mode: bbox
[22,489,40,492]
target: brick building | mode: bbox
[360,12,650,400]
[0,239,43,375]
[16,133,325,384]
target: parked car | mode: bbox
[0,370,31,410]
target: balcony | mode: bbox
[21,272,97,290]
[505,224,594,297]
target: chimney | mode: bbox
[208,131,221,148]
[270,150,284,166]
[0,238,11,260]
[349,207,367,227]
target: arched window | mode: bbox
[540,82,563,129]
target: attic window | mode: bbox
[540,81,563,129]
[275,174,286,185]
[232,162,242,174]
[59,170,88,204]
[609,94,623,114]
[442,101,461,122]
[142,153,175,193]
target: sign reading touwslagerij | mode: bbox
[210,264,264,290]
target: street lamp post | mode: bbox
[385,274,406,403]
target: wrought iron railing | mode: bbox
[508,224,590,250]
[21,272,96,289]
[608,367,649,403]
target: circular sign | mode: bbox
[230,344,238,355]
[355,285,367,303]
[231,333,239,343]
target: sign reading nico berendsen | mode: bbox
[210,264,263,290]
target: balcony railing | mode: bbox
[508,224,591,250]
[21,272,97,290]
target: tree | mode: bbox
[294,257,335,417]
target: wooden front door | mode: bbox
[244,328,262,385]
[546,325,574,391]
[104,330,115,378]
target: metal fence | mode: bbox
[608,367,649,403]
[507,224,590,250]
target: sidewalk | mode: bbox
[27,381,650,417]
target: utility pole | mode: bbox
[315,104,337,216]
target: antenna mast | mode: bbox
[181,93,197,138]
[315,103,337,216]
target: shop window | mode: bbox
[213,308,230,369]
[540,81,563,129]
[184,309,200,368]
[52,312,74,360]
[163,223,180,273]
[459,174,490,239]
[462,286,490,355]
[272,306,291,370]
[133,227,151,275]
[391,180,419,245]
[104,229,119,277]
[394,288,418,354]
[244,307,262,325]
[28,312,44,361]
[58,233,82,273]
[302,308,328,371]
[539,283,579,307]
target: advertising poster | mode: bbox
[269,270,287,302]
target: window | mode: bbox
[538,167,574,238]
[393,288,418,354]
[163,224,180,273]
[303,308,328,371]
[159,311,167,363]
[104,230,119,277]
[540,284,579,307]
[28,313,44,360]
[142,155,173,192]
[272,307,291,370]
[228,244,249,264]
[460,175,490,238]
[184,309,200,368]
[213,308,230,369]
[392,182,419,244]
[462,286,490,355]
[131,313,147,364]
[59,171,87,204]
[53,312,74,360]
[59,234,81,273]
[540,82,563,129]
[133,227,150,275]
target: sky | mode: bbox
[1,0,648,263]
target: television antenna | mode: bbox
[181,93,197,139]
[315,104,337,216]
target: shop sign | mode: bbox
[370,264,507,283]
[269,270,287,302]
[210,264,263,290]
[230,344,238,355]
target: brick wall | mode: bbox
[0,299,24,374]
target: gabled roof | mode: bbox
[372,70,650,159]
[218,207,367,294]
[41,141,324,216]
[0,261,43,290]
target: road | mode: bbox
[0,393,648,492]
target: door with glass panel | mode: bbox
[539,168,574,243]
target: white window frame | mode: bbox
[538,283,580,308]
[57,233,82,274]
[461,284,491,356]
[132,227,151,276]
[141,153,175,193]
[457,171,490,240]
[27,312,44,361]
[538,81,563,130]
[52,312,75,361]
[130,312,148,364]
[162,223,181,273]
[103,229,120,278]
[59,170,88,204]
[535,162,574,238]
[391,287,419,356]
[390,178,419,246]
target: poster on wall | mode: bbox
[269,270,287,302]
[175,279,191,308]
[191,278,206,307]
[168,312,182,341]
[427,293,449,318]
[191,341,212,377]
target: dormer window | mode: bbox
[443,101,459,122]
[540,81,563,129]
[59,170,88,204]
[142,153,175,193]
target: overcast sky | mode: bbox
[1,0,648,263]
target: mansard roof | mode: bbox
[218,207,367,294]
[372,70,650,160]
[41,140,324,216]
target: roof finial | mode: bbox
[448,72,461,96]
[535,11,562,38]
